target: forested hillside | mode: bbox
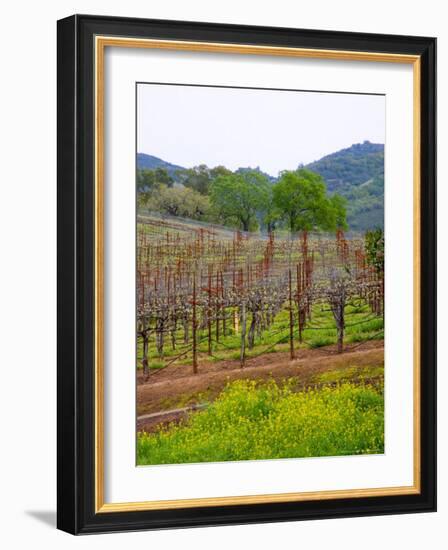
[306,141,384,231]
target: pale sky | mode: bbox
[137,83,385,176]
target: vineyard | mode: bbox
[136,213,385,464]
[137,214,384,376]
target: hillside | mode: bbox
[306,141,384,192]
[305,141,384,231]
[137,153,184,175]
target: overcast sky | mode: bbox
[137,83,385,176]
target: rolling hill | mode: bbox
[136,153,184,175]
[305,141,384,231]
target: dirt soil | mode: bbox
[137,340,384,432]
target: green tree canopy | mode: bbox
[210,170,270,231]
[176,165,232,195]
[272,169,347,232]
[328,193,349,231]
[258,183,280,233]
[365,228,384,274]
[146,185,210,221]
[137,167,173,193]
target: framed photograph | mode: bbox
[57,14,436,534]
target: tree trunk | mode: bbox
[234,309,239,333]
[298,308,304,343]
[337,323,344,354]
[248,311,257,349]
[240,302,247,368]
[141,334,149,376]
[334,302,345,354]
[170,319,177,350]
[289,269,295,360]
[156,319,164,357]
[183,316,189,344]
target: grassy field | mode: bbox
[137,379,384,465]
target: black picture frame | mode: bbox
[57,14,436,534]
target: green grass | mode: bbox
[137,379,384,465]
[308,336,334,348]
[157,390,214,412]
[315,365,384,384]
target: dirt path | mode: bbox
[137,340,384,424]
[137,404,207,433]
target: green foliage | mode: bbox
[307,141,384,190]
[210,170,271,231]
[306,141,384,231]
[235,166,276,183]
[262,184,280,232]
[308,336,335,348]
[329,193,349,230]
[137,167,174,193]
[365,228,384,274]
[315,365,384,384]
[272,169,347,232]
[145,185,210,220]
[176,165,232,195]
[137,380,384,464]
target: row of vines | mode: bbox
[137,215,384,377]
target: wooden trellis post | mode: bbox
[289,269,295,360]
[297,263,304,343]
[221,271,226,336]
[207,272,212,355]
[240,301,246,368]
[216,271,220,342]
[192,278,198,374]
[140,326,150,377]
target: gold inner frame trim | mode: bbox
[94,35,421,513]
